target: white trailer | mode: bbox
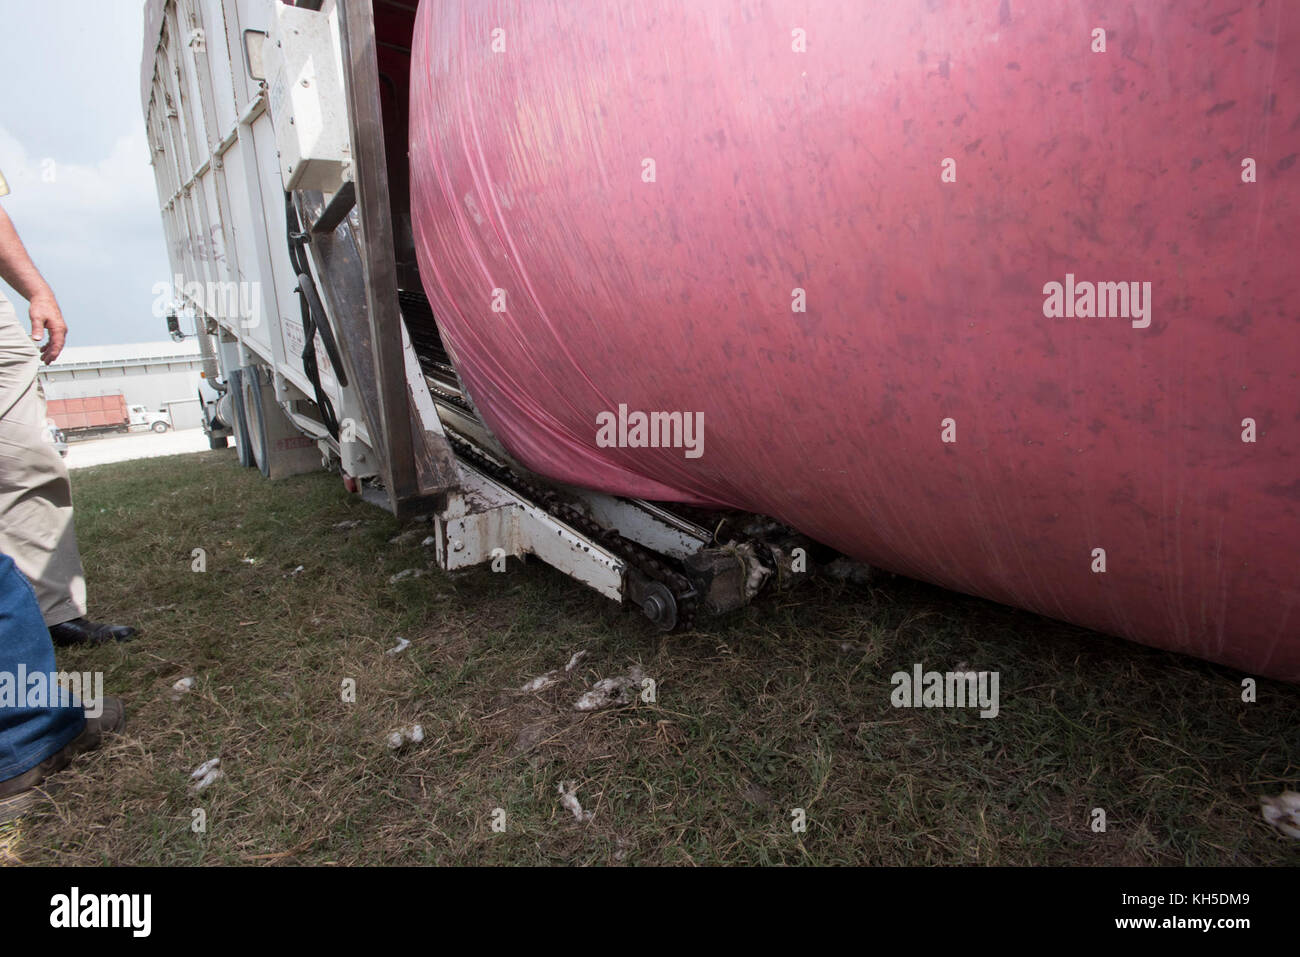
[142,0,816,629]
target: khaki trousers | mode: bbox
[0,291,86,625]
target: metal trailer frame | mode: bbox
[141,0,456,515]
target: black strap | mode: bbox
[284,192,345,439]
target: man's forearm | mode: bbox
[0,205,53,302]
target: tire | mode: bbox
[208,435,228,450]
[151,421,169,433]
[228,369,255,468]
[240,365,269,477]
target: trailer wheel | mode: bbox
[228,369,255,468]
[240,365,270,478]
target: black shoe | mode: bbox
[48,617,137,647]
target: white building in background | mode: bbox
[39,341,206,430]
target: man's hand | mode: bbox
[0,205,66,362]
[29,290,66,364]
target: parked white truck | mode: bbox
[142,0,810,629]
[46,393,172,439]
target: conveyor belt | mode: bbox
[398,287,476,417]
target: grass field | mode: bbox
[2,449,1297,865]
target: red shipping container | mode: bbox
[46,394,128,431]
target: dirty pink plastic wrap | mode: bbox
[410,0,1300,681]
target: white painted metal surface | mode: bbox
[143,0,358,465]
[264,2,350,192]
[436,463,626,602]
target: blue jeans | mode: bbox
[0,552,86,782]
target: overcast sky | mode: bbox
[0,0,171,347]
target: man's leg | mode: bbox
[0,552,85,785]
[0,551,125,820]
[0,294,86,626]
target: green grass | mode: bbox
[2,448,1297,865]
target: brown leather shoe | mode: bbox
[0,696,126,822]
[82,695,126,740]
